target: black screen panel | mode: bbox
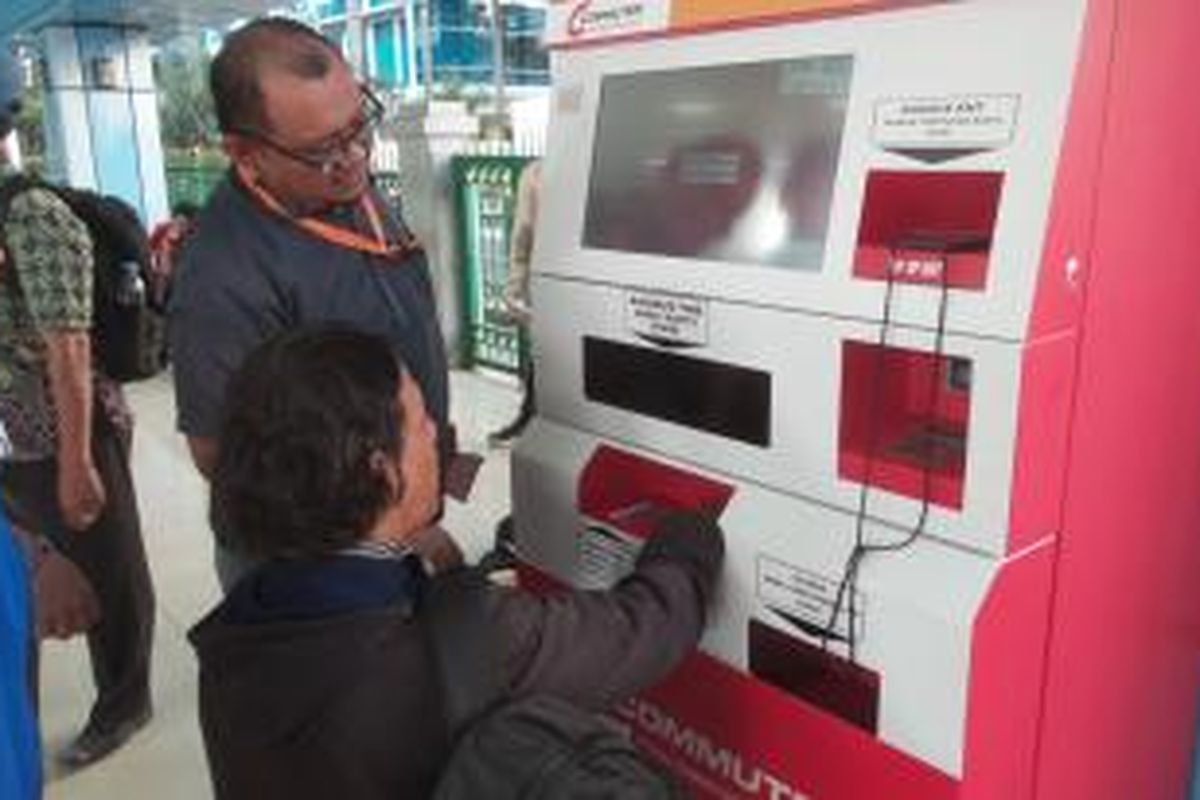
[583,337,771,447]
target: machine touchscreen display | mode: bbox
[584,55,853,270]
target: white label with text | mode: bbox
[625,290,709,346]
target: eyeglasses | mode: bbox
[235,85,385,175]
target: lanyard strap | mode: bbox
[237,165,421,259]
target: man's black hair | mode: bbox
[213,326,407,558]
[210,17,342,135]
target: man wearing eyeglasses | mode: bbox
[170,18,459,590]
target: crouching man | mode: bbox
[188,326,723,800]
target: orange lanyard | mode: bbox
[237,166,420,259]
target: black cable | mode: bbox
[820,259,898,655]
[822,246,956,662]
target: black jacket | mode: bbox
[188,512,724,800]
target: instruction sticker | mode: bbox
[756,555,863,641]
[578,523,644,590]
[874,94,1020,163]
[625,290,709,347]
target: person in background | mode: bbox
[170,18,462,591]
[147,201,198,308]
[189,326,723,800]
[488,159,541,448]
[0,47,155,769]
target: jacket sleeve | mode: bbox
[490,509,724,711]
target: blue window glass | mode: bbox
[407,1,549,88]
[323,23,346,53]
[373,19,400,86]
[502,5,548,85]
[316,0,347,18]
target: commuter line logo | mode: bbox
[618,698,813,799]
[554,0,669,41]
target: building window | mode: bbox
[316,0,347,18]
[318,1,548,90]
[372,18,402,86]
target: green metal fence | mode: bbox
[165,166,225,211]
[451,154,533,373]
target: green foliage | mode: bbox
[156,50,218,150]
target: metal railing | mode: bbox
[451,153,534,372]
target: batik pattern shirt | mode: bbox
[0,182,103,461]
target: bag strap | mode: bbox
[422,569,504,734]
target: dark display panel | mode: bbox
[583,337,771,446]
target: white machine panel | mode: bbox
[533,275,1023,557]
[535,0,1088,343]
[512,421,1001,776]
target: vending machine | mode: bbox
[511,1,1200,797]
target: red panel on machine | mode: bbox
[577,445,735,538]
[839,341,972,509]
[854,170,1005,289]
[622,651,957,799]
[747,618,881,733]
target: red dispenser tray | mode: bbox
[854,170,1005,290]
[838,342,972,509]
[577,445,735,537]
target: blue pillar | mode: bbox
[41,24,169,225]
[405,0,419,92]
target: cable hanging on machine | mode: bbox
[820,241,956,663]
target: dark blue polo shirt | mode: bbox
[170,174,450,456]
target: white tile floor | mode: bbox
[40,368,523,799]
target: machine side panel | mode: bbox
[1022,0,1113,344]
[958,538,1057,800]
[1004,0,1118,554]
[1035,0,1200,797]
[1006,336,1078,555]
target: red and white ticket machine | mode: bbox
[512,1,1200,797]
